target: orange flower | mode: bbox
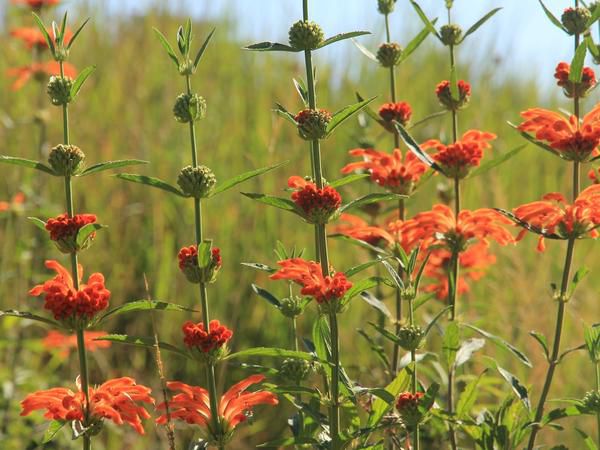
[10,27,72,49]
[29,260,110,327]
[270,258,352,305]
[378,102,412,129]
[11,0,60,8]
[401,204,514,252]
[341,148,427,195]
[512,184,600,251]
[21,377,153,434]
[0,192,25,212]
[7,61,77,90]
[156,375,278,440]
[554,61,596,98]
[333,213,395,247]
[518,105,600,161]
[288,176,342,224]
[42,330,111,358]
[420,130,496,178]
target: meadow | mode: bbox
[0,0,598,449]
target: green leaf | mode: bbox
[32,12,55,57]
[538,0,568,32]
[570,266,590,296]
[79,159,148,176]
[496,364,530,410]
[42,420,66,444]
[97,300,196,324]
[274,102,297,125]
[58,11,68,45]
[368,369,410,427]
[443,322,460,369]
[27,216,47,231]
[342,277,379,306]
[70,65,95,99]
[584,324,600,362]
[293,78,309,106]
[464,324,532,367]
[251,284,281,308]
[352,39,378,62]
[340,193,404,213]
[197,240,211,267]
[153,28,180,67]
[586,35,600,60]
[225,347,315,361]
[240,262,277,273]
[424,305,452,336]
[116,174,185,197]
[0,310,63,328]
[326,97,377,136]
[529,330,549,360]
[378,257,403,290]
[0,156,55,175]
[329,173,370,188]
[409,1,441,39]
[459,8,502,44]
[408,110,448,130]
[394,122,445,173]
[399,22,435,63]
[360,292,393,321]
[212,161,287,196]
[542,405,585,426]
[244,41,300,52]
[345,259,380,277]
[587,2,600,27]
[419,382,439,412]
[576,428,599,450]
[569,41,588,83]
[76,223,105,247]
[241,193,301,215]
[369,322,403,347]
[257,437,319,447]
[67,18,89,50]
[457,371,487,418]
[454,338,485,368]
[98,334,188,357]
[318,31,371,49]
[467,145,526,178]
[193,28,216,70]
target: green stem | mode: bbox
[384,14,400,150]
[595,363,600,445]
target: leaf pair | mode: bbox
[0,156,147,178]
[154,22,215,73]
[32,11,89,60]
[244,31,371,53]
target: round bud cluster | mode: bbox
[376,42,403,68]
[397,325,425,351]
[280,295,304,318]
[436,79,472,111]
[279,358,312,383]
[440,24,463,46]
[173,93,207,123]
[377,0,396,15]
[48,144,85,176]
[582,390,600,414]
[295,109,332,141]
[288,20,324,50]
[561,7,591,35]
[47,76,73,106]
[177,165,217,198]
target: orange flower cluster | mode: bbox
[512,184,600,251]
[270,258,352,304]
[554,61,596,98]
[182,320,233,353]
[396,391,424,411]
[21,377,153,434]
[341,148,427,195]
[156,374,278,436]
[421,130,496,178]
[42,330,110,358]
[7,61,77,90]
[46,214,97,242]
[518,106,600,161]
[435,79,471,111]
[29,260,110,325]
[378,101,412,129]
[288,176,341,224]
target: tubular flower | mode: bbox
[270,258,352,311]
[518,105,600,161]
[554,62,596,98]
[7,61,76,90]
[11,0,60,8]
[21,377,153,435]
[156,375,278,445]
[178,245,222,284]
[288,176,342,224]
[421,130,497,179]
[402,204,514,252]
[378,101,412,131]
[42,330,111,358]
[396,391,425,427]
[436,79,471,111]
[10,27,72,49]
[333,213,394,247]
[182,320,232,363]
[29,260,110,328]
[512,184,600,251]
[45,213,97,253]
[341,148,427,195]
[423,242,496,300]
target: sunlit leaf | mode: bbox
[212,161,287,196]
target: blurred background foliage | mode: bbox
[0,0,596,448]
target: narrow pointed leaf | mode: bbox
[360,292,393,320]
[42,420,66,444]
[0,156,55,175]
[240,262,277,273]
[67,18,89,50]
[70,65,96,99]
[468,144,526,178]
[28,216,47,231]
[329,173,370,188]
[459,8,502,43]
[586,35,600,60]
[379,258,404,290]
[326,97,377,135]
[0,310,63,328]
[99,334,188,357]
[443,321,460,369]
[569,41,588,83]
[345,259,380,277]
[424,305,452,336]
[76,223,105,247]
[153,28,180,67]
[355,91,381,122]
[529,330,549,360]
[409,1,440,38]
[394,122,445,173]
[340,193,404,213]
[32,12,55,56]
[400,23,435,62]
[251,284,282,308]
[116,174,185,197]
[464,323,532,367]
[97,300,196,324]
[453,338,485,368]
[225,347,315,361]
[241,193,301,215]
[293,78,309,106]
[496,364,530,410]
[576,428,599,450]
[212,161,287,196]
[408,110,448,129]
[341,277,379,305]
[193,28,216,69]
[369,322,402,347]
[456,371,487,418]
[244,42,299,52]
[587,2,600,27]
[368,369,410,427]
[352,39,378,62]
[274,102,297,125]
[538,0,568,32]
[79,159,147,176]
[318,31,370,49]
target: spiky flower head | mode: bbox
[295,109,331,141]
[279,295,305,318]
[440,24,463,46]
[377,0,396,15]
[173,93,206,123]
[377,42,403,67]
[279,358,312,384]
[582,390,600,414]
[436,79,472,111]
[561,7,591,35]
[288,20,324,50]
[397,325,425,351]
[177,165,217,198]
[48,144,85,176]
[46,76,72,106]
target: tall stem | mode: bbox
[595,363,600,445]
[385,13,400,149]
[408,296,420,450]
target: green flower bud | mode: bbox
[377,0,396,15]
[582,390,600,414]
[279,358,312,383]
[440,24,463,46]
[48,144,85,176]
[288,20,324,50]
[294,108,331,141]
[376,42,403,67]
[173,93,207,123]
[397,325,425,351]
[561,7,591,35]
[177,165,217,198]
[47,76,72,106]
[280,296,305,318]
[178,58,195,76]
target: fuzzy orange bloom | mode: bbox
[333,213,395,247]
[402,204,514,252]
[420,130,496,178]
[7,61,77,90]
[156,375,278,437]
[512,184,600,251]
[11,0,60,8]
[554,61,596,98]
[21,377,153,434]
[10,27,72,49]
[518,104,600,161]
[182,320,233,353]
[29,260,110,326]
[341,148,427,195]
[270,258,352,304]
[378,101,412,129]
[288,176,341,224]
[42,330,111,358]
